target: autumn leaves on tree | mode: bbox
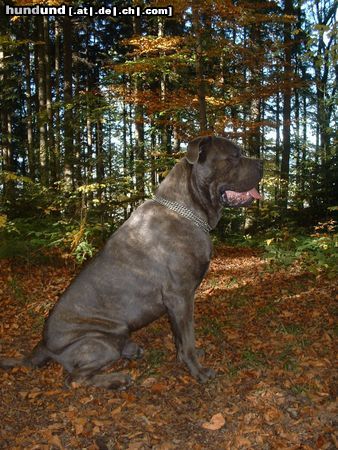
[0,0,336,223]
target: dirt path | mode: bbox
[0,246,337,449]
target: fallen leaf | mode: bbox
[156,443,175,450]
[150,382,167,393]
[80,395,94,404]
[111,404,124,416]
[141,377,157,387]
[234,436,251,447]
[127,442,144,450]
[202,413,225,430]
[48,434,64,449]
[264,407,282,424]
[73,417,87,435]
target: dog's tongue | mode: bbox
[248,188,261,199]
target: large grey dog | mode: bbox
[0,136,263,389]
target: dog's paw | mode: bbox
[109,373,132,391]
[196,348,205,359]
[196,367,216,383]
[122,341,144,360]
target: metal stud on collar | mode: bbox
[154,196,212,234]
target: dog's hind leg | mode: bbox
[57,333,131,389]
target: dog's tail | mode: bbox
[0,341,51,369]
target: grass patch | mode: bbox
[146,349,166,368]
[226,277,239,288]
[199,317,225,339]
[32,314,45,332]
[277,323,303,336]
[7,277,28,305]
[290,384,309,396]
[226,362,240,378]
[256,303,277,316]
[277,344,299,371]
[207,277,218,288]
[229,293,250,309]
[241,348,267,368]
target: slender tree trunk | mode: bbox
[54,18,61,182]
[63,16,73,188]
[86,116,92,180]
[150,118,157,191]
[1,110,15,205]
[280,0,293,209]
[44,17,53,184]
[74,72,82,187]
[85,26,93,186]
[274,90,281,203]
[96,120,104,183]
[122,99,128,177]
[248,22,261,158]
[301,91,307,200]
[173,122,180,153]
[158,16,171,153]
[192,5,207,132]
[25,42,34,178]
[295,88,301,203]
[133,16,145,200]
[37,16,48,185]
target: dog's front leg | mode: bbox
[164,294,216,383]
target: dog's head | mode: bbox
[186,136,263,207]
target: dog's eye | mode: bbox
[229,151,240,161]
[228,147,241,159]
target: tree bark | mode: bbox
[132,16,145,200]
[192,5,207,132]
[25,40,34,179]
[44,16,54,185]
[36,16,48,185]
[54,18,61,182]
[63,16,73,189]
[280,0,293,209]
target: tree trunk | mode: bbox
[294,87,301,203]
[192,6,207,132]
[133,16,145,200]
[25,41,35,179]
[96,120,104,183]
[280,0,293,209]
[44,17,53,184]
[248,21,261,158]
[63,16,73,189]
[1,108,15,205]
[36,16,48,185]
[54,18,61,183]
[158,17,171,154]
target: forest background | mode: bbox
[0,0,336,266]
[0,2,337,447]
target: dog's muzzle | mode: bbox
[221,187,261,207]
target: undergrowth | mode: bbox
[0,215,336,276]
[260,220,337,276]
[0,217,114,264]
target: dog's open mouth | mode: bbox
[222,188,261,207]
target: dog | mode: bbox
[0,136,263,389]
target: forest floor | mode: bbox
[0,245,337,450]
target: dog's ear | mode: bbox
[186,136,212,164]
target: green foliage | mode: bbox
[241,348,267,368]
[262,221,337,275]
[200,317,225,339]
[0,216,112,264]
[146,349,166,368]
